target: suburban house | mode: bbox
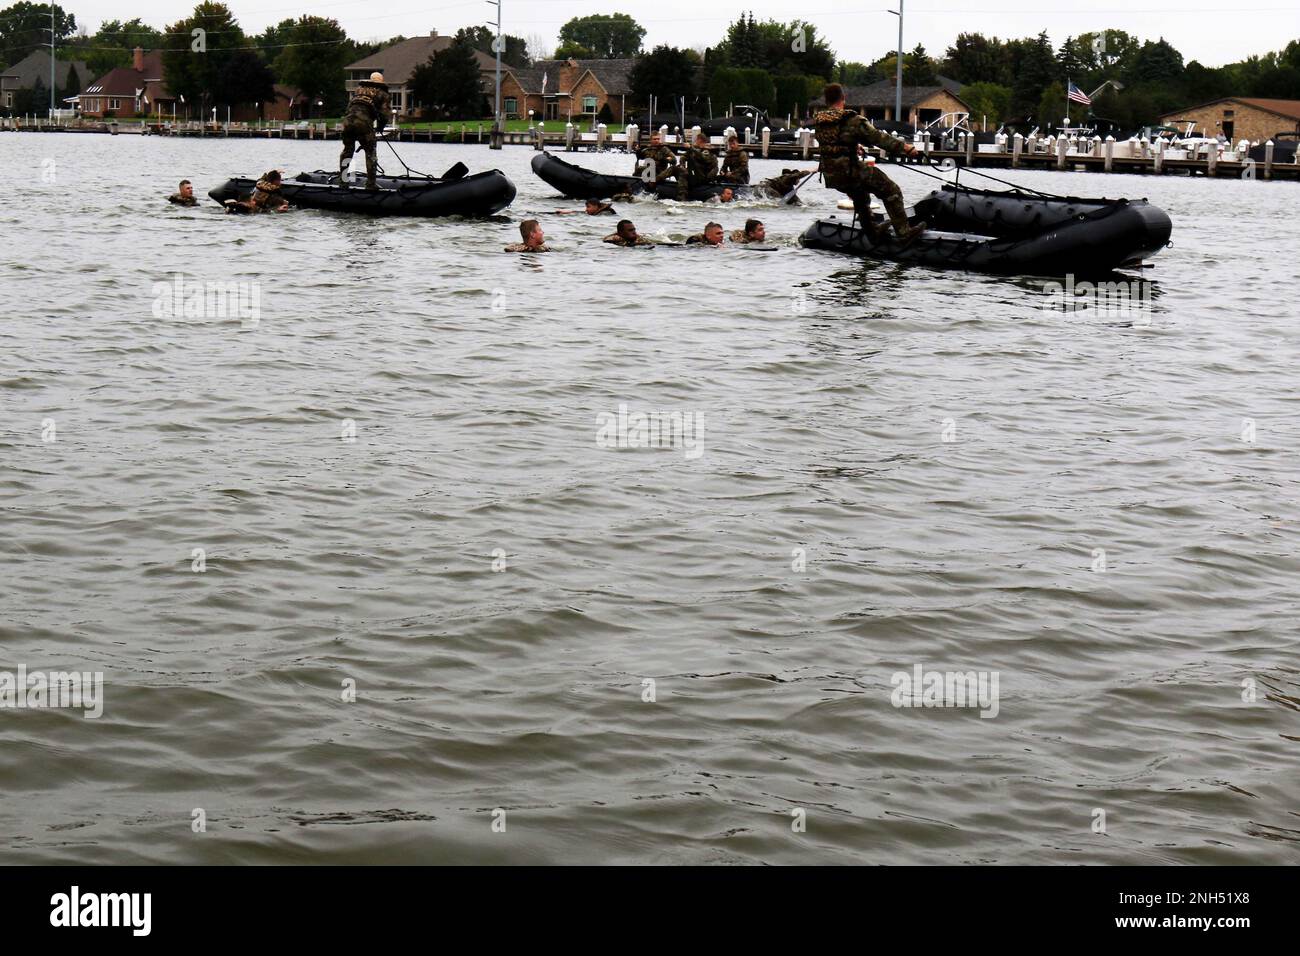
[1159,97,1300,142]
[344,31,498,118]
[839,78,970,128]
[498,58,635,123]
[80,47,172,118]
[1,49,89,110]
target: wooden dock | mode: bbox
[5,117,1297,181]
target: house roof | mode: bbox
[1162,96,1300,123]
[84,50,164,98]
[0,49,88,89]
[505,58,635,95]
[345,34,497,85]
[842,80,969,110]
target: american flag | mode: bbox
[1067,81,1092,106]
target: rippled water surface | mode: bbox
[2,132,1298,864]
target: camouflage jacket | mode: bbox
[345,81,393,131]
[720,148,750,183]
[682,144,718,179]
[812,108,907,171]
[603,233,654,246]
[168,193,198,206]
[251,179,287,210]
[637,144,677,176]
[729,229,756,243]
[504,243,550,252]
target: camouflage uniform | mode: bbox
[636,144,678,186]
[249,177,288,212]
[504,243,550,252]
[167,193,198,206]
[340,80,393,189]
[674,143,719,201]
[603,233,654,246]
[756,169,809,199]
[729,228,756,243]
[719,147,750,184]
[685,232,724,245]
[812,107,917,238]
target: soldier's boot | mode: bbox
[884,192,925,243]
[852,198,889,243]
[676,176,690,202]
[364,152,379,191]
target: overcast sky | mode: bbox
[70,1,1298,68]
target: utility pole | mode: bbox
[889,1,904,124]
[487,0,502,149]
[49,5,56,120]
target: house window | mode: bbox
[504,97,517,115]
[109,98,121,110]
[583,95,597,113]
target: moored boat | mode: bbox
[531,151,753,202]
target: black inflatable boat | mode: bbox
[530,151,752,202]
[208,167,516,217]
[801,185,1172,277]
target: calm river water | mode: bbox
[1,131,1298,864]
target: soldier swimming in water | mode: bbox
[685,222,726,246]
[812,83,925,242]
[167,180,197,206]
[504,219,550,252]
[554,199,618,216]
[729,219,766,244]
[603,219,654,246]
[339,71,393,191]
[224,170,290,214]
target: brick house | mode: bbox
[839,79,971,127]
[80,48,173,118]
[498,58,634,123]
[344,31,498,118]
[1159,97,1300,143]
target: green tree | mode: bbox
[457,25,529,69]
[709,65,775,114]
[837,61,881,86]
[556,13,644,59]
[903,43,938,84]
[1013,31,1058,116]
[960,81,1013,127]
[0,2,75,66]
[162,2,247,116]
[1036,81,1068,128]
[214,48,275,110]
[629,44,697,102]
[409,36,486,119]
[1126,37,1184,85]
[255,19,295,57]
[69,19,163,77]
[944,33,1009,86]
[271,16,350,112]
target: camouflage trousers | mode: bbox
[671,168,707,200]
[825,164,909,234]
[339,116,378,186]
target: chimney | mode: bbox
[133,47,144,71]
[430,30,437,38]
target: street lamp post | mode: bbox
[888,1,904,124]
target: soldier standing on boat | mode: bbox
[339,71,393,190]
[812,83,925,242]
